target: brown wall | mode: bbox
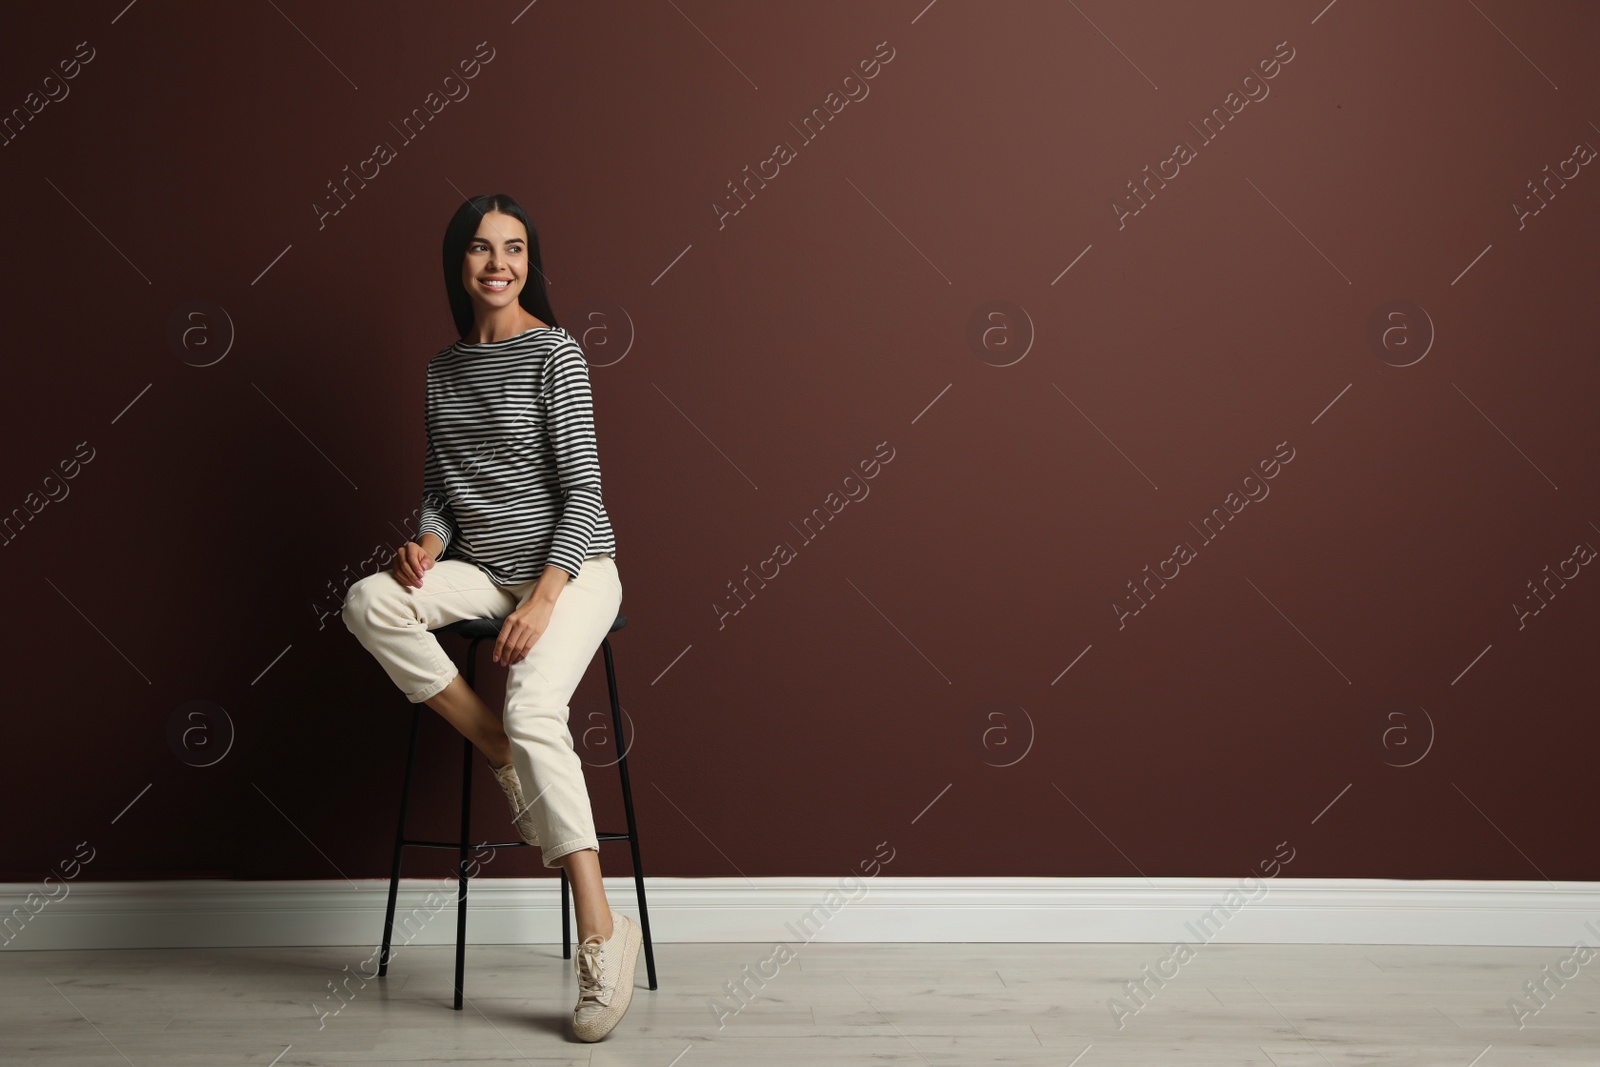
[2,1,1596,886]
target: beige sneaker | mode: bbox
[489,762,540,846]
[572,910,641,1041]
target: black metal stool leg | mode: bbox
[452,638,482,1011]
[380,702,425,978]
[454,734,472,1010]
[561,868,571,959]
[603,636,657,989]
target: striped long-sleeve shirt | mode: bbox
[416,325,617,586]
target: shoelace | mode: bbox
[575,941,611,1007]
[492,764,522,803]
[491,765,538,841]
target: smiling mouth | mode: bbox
[481,278,512,290]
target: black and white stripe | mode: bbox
[418,325,616,586]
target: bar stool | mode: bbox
[377,611,658,1009]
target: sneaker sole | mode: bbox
[574,915,642,1042]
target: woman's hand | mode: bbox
[494,594,556,665]
[392,540,436,589]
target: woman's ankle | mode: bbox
[578,915,614,942]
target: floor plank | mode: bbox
[1,942,1595,1065]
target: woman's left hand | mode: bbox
[493,595,555,665]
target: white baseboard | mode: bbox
[3,877,1599,951]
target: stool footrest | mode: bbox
[399,834,635,850]
[400,831,636,851]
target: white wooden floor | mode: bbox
[2,941,1595,1065]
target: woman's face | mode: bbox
[461,210,528,310]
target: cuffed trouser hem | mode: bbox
[541,838,600,869]
[406,666,459,704]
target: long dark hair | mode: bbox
[441,193,558,339]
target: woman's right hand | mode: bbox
[393,540,436,589]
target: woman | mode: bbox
[342,193,641,1042]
